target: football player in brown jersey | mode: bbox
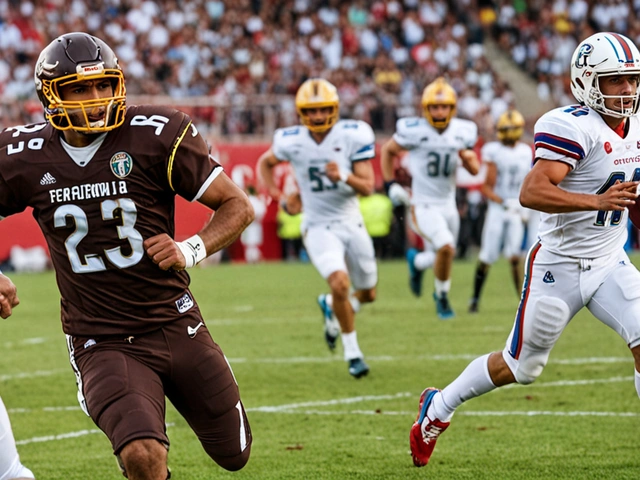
[0,32,254,479]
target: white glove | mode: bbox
[388,183,411,207]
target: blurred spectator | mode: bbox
[0,0,513,137]
[359,191,394,259]
[277,192,304,261]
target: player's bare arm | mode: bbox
[284,192,302,215]
[380,137,404,182]
[0,274,19,319]
[144,172,254,271]
[480,162,502,204]
[257,148,283,201]
[521,159,638,213]
[325,160,374,196]
[459,148,480,176]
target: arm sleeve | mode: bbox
[533,111,590,169]
[350,121,376,162]
[167,118,223,202]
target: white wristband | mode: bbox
[176,234,207,268]
[339,168,350,183]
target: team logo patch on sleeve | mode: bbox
[176,292,194,313]
[110,152,133,178]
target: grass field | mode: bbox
[1,256,638,479]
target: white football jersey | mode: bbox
[534,105,640,257]
[272,120,375,224]
[393,117,477,206]
[482,140,533,202]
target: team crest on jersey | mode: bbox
[110,152,133,178]
[604,142,612,154]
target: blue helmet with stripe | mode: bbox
[570,32,640,118]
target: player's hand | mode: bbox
[325,161,341,182]
[0,274,19,319]
[144,234,187,271]
[598,180,639,211]
[284,192,302,215]
[267,186,282,202]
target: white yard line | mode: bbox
[0,369,67,382]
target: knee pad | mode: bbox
[508,296,570,385]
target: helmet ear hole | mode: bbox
[575,78,585,90]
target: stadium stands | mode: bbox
[1,0,520,140]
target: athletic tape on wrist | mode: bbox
[176,234,207,268]
[339,168,350,183]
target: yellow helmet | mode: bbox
[295,78,339,133]
[421,77,457,129]
[496,109,525,143]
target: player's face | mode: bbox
[427,104,453,123]
[599,74,640,114]
[58,78,115,130]
[301,107,333,128]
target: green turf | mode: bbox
[0,255,638,479]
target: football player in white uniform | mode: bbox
[258,78,377,379]
[381,77,479,319]
[0,273,36,480]
[409,32,640,468]
[469,109,534,313]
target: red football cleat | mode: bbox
[409,387,450,467]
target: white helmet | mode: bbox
[570,32,640,118]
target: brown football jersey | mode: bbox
[0,105,221,336]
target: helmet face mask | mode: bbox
[570,32,640,119]
[295,78,339,133]
[496,109,525,143]
[35,32,126,133]
[421,77,457,129]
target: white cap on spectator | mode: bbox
[127,8,153,34]
[467,43,484,60]
[105,22,124,43]
[298,17,315,36]
[167,10,186,31]
[148,24,169,49]
[127,59,146,79]
[20,2,34,16]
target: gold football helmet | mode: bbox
[295,78,339,133]
[496,109,525,143]
[35,32,126,133]
[421,77,457,129]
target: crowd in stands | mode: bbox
[1,0,515,139]
[490,0,640,108]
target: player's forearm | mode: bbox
[461,150,480,176]
[481,185,501,204]
[380,145,395,181]
[199,196,255,254]
[258,160,275,189]
[345,174,374,196]
[520,182,598,213]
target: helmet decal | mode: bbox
[574,43,593,69]
[607,32,634,64]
